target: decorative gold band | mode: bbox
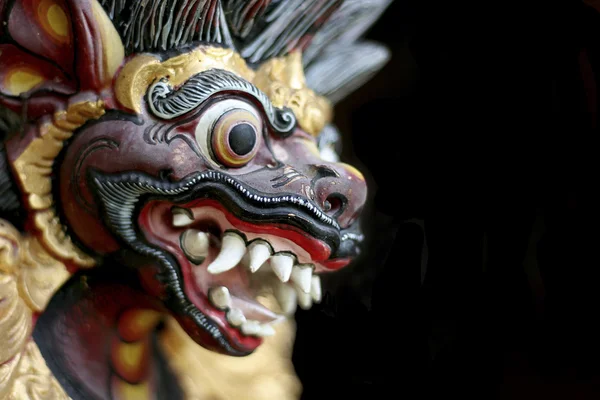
[12,102,105,267]
[115,46,332,136]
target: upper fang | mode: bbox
[207,232,246,274]
[311,276,322,303]
[291,265,313,293]
[270,254,294,282]
[172,207,194,227]
[181,229,209,263]
[247,241,272,273]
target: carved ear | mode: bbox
[66,0,125,91]
[0,0,123,101]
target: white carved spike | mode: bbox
[291,265,313,293]
[296,286,312,310]
[248,241,272,273]
[226,308,246,327]
[182,230,209,259]
[209,286,232,310]
[258,324,276,337]
[241,320,261,336]
[310,275,323,303]
[172,208,194,227]
[207,232,247,274]
[274,282,297,315]
[270,254,294,282]
[310,275,322,303]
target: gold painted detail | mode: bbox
[3,341,70,400]
[160,296,302,400]
[115,46,332,137]
[46,4,69,38]
[13,101,105,267]
[254,51,332,136]
[115,47,255,114]
[0,219,71,399]
[115,342,145,372]
[18,236,70,313]
[112,380,151,400]
[5,70,44,97]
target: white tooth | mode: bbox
[207,232,246,274]
[274,282,297,315]
[257,324,276,337]
[248,241,272,273]
[209,286,232,310]
[296,288,313,310]
[226,308,246,327]
[241,320,261,336]
[270,254,294,282]
[182,230,209,260]
[291,265,312,293]
[310,276,322,303]
[172,208,194,227]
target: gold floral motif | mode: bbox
[4,341,70,400]
[0,222,33,399]
[0,219,71,399]
[33,210,94,268]
[0,220,20,275]
[0,275,32,394]
[254,51,333,136]
[18,236,70,313]
[12,102,105,268]
[0,353,22,399]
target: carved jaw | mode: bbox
[149,202,325,341]
[91,169,363,355]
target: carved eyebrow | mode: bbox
[147,68,296,136]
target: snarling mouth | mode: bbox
[91,170,363,355]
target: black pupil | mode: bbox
[229,123,257,156]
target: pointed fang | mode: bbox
[248,241,272,273]
[270,254,294,282]
[207,232,246,274]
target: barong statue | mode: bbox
[0,0,392,398]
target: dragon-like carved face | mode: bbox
[52,46,367,355]
[0,3,391,377]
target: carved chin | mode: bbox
[91,170,360,355]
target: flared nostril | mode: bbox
[323,193,347,219]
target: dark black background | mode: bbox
[293,0,600,398]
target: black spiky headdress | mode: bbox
[99,0,393,106]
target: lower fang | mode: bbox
[291,265,312,293]
[241,320,261,336]
[226,308,246,327]
[240,320,276,338]
[259,325,276,337]
[296,288,312,310]
[311,276,322,303]
[274,282,297,315]
[208,286,232,310]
